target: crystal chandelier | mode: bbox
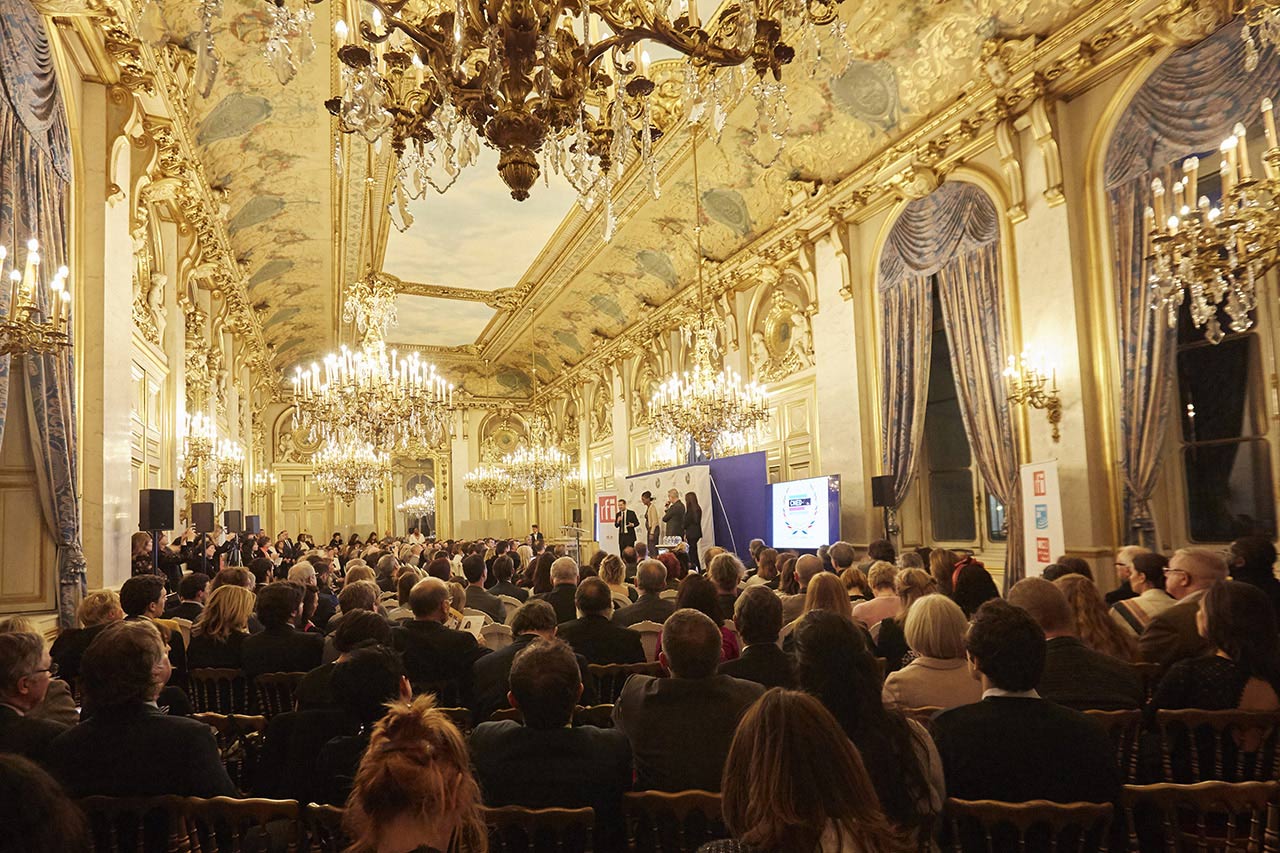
[504,412,575,492]
[650,121,768,456]
[327,0,849,223]
[188,0,323,95]
[1146,101,1280,344]
[178,409,217,499]
[0,240,70,356]
[342,269,399,343]
[463,463,514,501]
[214,438,245,487]
[397,482,437,515]
[1244,2,1280,72]
[314,435,392,503]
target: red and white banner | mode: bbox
[1020,460,1064,578]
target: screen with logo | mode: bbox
[770,475,837,549]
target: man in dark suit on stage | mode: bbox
[615,500,640,554]
[557,579,645,666]
[529,525,545,549]
[661,489,685,540]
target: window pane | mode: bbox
[986,493,1008,541]
[930,470,977,542]
[925,396,971,470]
[1183,439,1276,541]
[1177,336,1262,442]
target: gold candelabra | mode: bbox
[1003,351,1062,443]
[251,470,278,508]
[0,240,70,357]
[503,413,575,492]
[213,438,245,505]
[397,482,437,516]
[178,409,217,501]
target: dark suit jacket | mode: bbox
[471,633,596,725]
[1139,591,1211,670]
[612,673,764,791]
[187,631,247,670]
[0,704,68,764]
[48,701,236,798]
[662,501,686,537]
[163,601,204,623]
[1105,586,1137,606]
[465,585,507,623]
[612,593,676,627]
[490,581,529,603]
[471,720,632,848]
[1038,636,1141,711]
[615,509,640,549]
[50,622,110,686]
[538,584,579,624]
[931,696,1120,804]
[392,619,489,705]
[717,643,796,689]
[557,615,645,666]
[241,625,324,681]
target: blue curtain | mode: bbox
[879,182,1023,587]
[0,0,83,627]
[1104,19,1280,545]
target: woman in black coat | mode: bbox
[683,491,704,572]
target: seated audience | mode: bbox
[471,638,632,848]
[874,567,937,673]
[0,617,76,726]
[537,557,581,623]
[851,561,900,629]
[840,566,873,603]
[795,611,942,843]
[781,554,825,623]
[613,559,677,627]
[316,646,412,805]
[241,581,324,681]
[698,689,912,853]
[1111,551,1174,636]
[1107,546,1148,606]
[1050,555,1094,580]
[0,754,89,853]
[745,547,779,589]
[951,560,1000,617]
[655,575,740,663]
[882,594,982,711]
[1008,577,1141,710]
[599,553,638,605]
[1140,548,1228,669]
[120,574,187,685]
[385,572,418,622]
[323,579,384,662]
[928,548,959,597]
[556,578,645,665]
[708,552,745,617]
[50,589,124,687]
[48,621,235,797]
[0,633,68,763]
[800,572,854,625]
[162,572,208,622]
[455,554,502,625]
[392,577,488,705]
[718,587,796,689]
[342,695,486,853]
[187,584,256,670]
[613,609,764,791]
[489,554,529,603]
[930,599,1119,804]
[1056,573,1138,662]
[1229,535,1280,620]
[296,610,394,711]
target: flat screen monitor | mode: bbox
[770,475,840,550]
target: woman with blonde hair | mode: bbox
[881,594,982,711]
[1056,573,1139,661]
[700,689,913,853]
[599,553,637,605]
[188,584,256,669]
[344,695,487,853]
[873,568,938,673]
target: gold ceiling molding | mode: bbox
[529,0,1231,406]
[393,278,520,311]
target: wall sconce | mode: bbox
[1004,350,1062,442]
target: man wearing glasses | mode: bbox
[1138,548,1228,670]
[0,632,68,763]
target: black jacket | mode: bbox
[662,500,685,538]
[392,619,489,705]
[1038,636,1142,711]
[49,622,110,686]
[490,581,529,603]
[471,633,596,725]
[557,615,645,666]
[241,624,324,681]
[163,601,204,623]
[615,509,640,549]
[612,593,676,628]
[0,705,68,765]
[187,631,248,670]
[537,584,579,624]
[717,643,796,689]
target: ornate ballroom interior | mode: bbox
[1,0,1278,628]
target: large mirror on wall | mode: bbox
[399,464,437,538]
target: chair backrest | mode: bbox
[253,671,306,718]
[437,705,475,735]
[1120,781,1280,853]
[181,796,302,852]
[776,619,797,648]
[612,593,633,612]
[1130,661,1163,704]
[303,803,349,853]
[902,706,945,731]
[78,795,187,853]
[482,623,514,651]
[192,713,269,795]
[624,790,726,853]
[169,617,193,650]
[1083,709,1144,785]
[631,621,664,663]
[484,805,594,853]
[490,707,524,723]
[572,704,614,728]
[659,589,678,601]
[588,662,665,703]
[1154,709,1280,782]
[498,595,524,612]
[188,667,249,715]
[464,608,496,626]
[943,798,1114,853]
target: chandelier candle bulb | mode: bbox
[1183,156,1199,202]
[1264,98,1279,151]
[1172,178,1185,212]
[1151,177,1166,222]
[1223,136,1239,194]
[1236,123,1253,181]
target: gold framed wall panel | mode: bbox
[0,373,56,614]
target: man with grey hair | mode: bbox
[537,556,581,623]
[612,608,764,791]
[613,559,677,627]
[1140,548,1229,669]
[1008,578,1140,710]
[287,560,317,587]
[746,538,766,569]
[392,577,489,705]
[471,599,595,724]
[781,553,825,623]
[0,632,67,762]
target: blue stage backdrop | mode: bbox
[708,452,769,564]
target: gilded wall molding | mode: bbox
[394,279,520,311]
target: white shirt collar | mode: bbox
[982,687,1040,699]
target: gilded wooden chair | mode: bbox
[483,805,594,853]
[588,661,664,703]
[78,795,186,853]
[624,789,726,853]
[188,668,248,715]
[942,797,1114,852]
[437,705,475,735]
[572,703,614,728]
[1084,709,1145,785]
[1120,780,1280,853]
[180,796,302,852]
[191,713,268,795]
[253,672,306,719]
[303,803,348,853]
[1154,709,1280,783]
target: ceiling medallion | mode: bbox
[326,0,850,235]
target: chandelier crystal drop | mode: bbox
[0,240,71,357]
[1145,100,1280,344]
[503,413,575,492]
[463,463,515,502]
[342,270,399,342]
[314,437,392,503]
[1243,2,1280,72]
[185,0,324,95]
[326,0,848,217]
[397,483,437,516]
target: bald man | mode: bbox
[391,577,489,705]
[781,554,826,624]
[537,557,582,623]
[1139,548,1228,670]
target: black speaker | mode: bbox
[192,502,216,533]
[572,508,582,524]
[223,510,243,534]
[871,475,894,508]
[139,489,174,531]
[245,515,262,535]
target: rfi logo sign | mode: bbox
[1035,504,1049,530]
[598,496,617,524]
[1033,470,1047,497]
[1036,537,1051,563]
